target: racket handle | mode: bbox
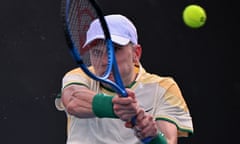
[130,116,154,143]
[142,137,153,143]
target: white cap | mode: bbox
[83,14,138,47]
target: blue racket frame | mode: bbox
[65,0,127,97]
[63,0,153,143]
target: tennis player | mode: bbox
[56,14,193,144]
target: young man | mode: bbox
[55,14,193,144]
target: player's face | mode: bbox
[89,40,141,86]
[113,43,137,86]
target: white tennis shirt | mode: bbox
[55,64,193,144]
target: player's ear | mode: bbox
[135,44,142,59]
[133,44,142,63]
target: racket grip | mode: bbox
[142,136,153,143]
[130,116,154,143]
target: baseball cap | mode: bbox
[83,14,138,48]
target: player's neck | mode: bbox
[123,64,139,87]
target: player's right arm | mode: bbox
[61,85,138,120]
[61,84,97,118]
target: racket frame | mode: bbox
[62,0,153,143]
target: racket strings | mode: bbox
[68,0,87,48]
[65,0,112,79]
[67,0,97,67]
[89,40,109,77]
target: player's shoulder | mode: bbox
[141,72,175,83]
[141,73,178,93]
[64,66,94,76]
[139,67,177,87]
[66,67,84,74]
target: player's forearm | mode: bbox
[61,85,96,118]
[61,85,118,119]
[61,85,138,120]
[156,120,178,144]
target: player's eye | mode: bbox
[91,49,103,57]
[113,43,123,52]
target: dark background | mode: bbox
[0,0,237,143]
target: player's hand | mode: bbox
[112,89,139,121]
[130,109,158,140]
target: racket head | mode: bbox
[61,0,111,77]
[61,1,153,142]
[61,0,126,95]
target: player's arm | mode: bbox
[156,120,178,144]
[61,85,138,119]
[125,110,177,144]
[61,84,96,118]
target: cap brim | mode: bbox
[83,34,130,48]
[111,35,130,46]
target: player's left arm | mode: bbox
[156,120,178,144]
[125,110,177,144]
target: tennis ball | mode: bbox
[182,4,207,28]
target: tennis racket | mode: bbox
[61,0,153,143]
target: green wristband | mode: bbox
[148,132,167,144]
[92,93,118,118]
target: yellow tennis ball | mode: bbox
[183,4,207,28]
